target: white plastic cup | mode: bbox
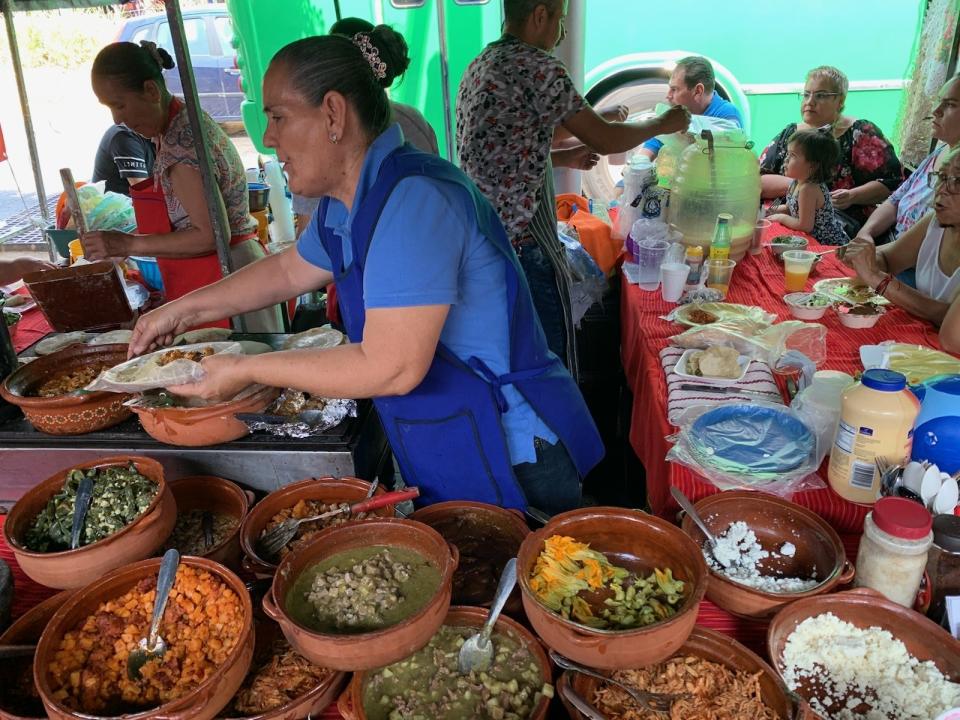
[660,262,689,303]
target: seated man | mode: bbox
[638,56,743,160]
[843,146,960,353]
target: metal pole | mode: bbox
[435,0,455,160]
[163,0,245,331]
[553,0,586,195]
[1,0,55,262]
[333,0,341,21]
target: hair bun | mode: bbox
[156,47,175,71]
[367,25,410,88]
[139,40,176,71]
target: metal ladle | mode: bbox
[458,558,517,674]
[127,549,179,680]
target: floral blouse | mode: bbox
[760,119,903,227]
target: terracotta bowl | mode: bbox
[131,384,280,447]
[516,507,707,670]
[240,477,392,577]
[768,588,960,718]
[262,518,458,671]
[0,343,132,435]
[3,456,176,589]
[35,556,254,720]
[0,591,73,720]
[680,491,854,619]
[410,500,530,616]
[220,617,348,720]
[164,476,255,571]
[559,625,813,719]
[337,605,553,720]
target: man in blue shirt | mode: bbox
[639,56,744,159]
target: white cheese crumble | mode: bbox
[704,521,820,594]
[782,612,960,720]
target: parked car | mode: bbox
[115,5,241,122]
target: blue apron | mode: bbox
[317,145,603,509]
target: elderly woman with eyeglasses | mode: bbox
[760,66,903,235]
[843,146,960,354]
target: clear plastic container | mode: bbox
[855,497,933,607]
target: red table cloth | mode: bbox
[621,224,945,534]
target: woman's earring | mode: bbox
[329,133,339,144]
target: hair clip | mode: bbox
[139,40,164,68]
[352,33,387,81]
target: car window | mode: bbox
[130,26,151,45]
[156,18,211,57]
[214,16,235,54]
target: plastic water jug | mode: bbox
[615,156,656,240]
[669,129,760,260]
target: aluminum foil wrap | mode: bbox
[244,390,357,438]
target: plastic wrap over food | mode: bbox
[76,183,137,233]
[671,319,827,367]
[243,391,357,438]
[282,326,345,350]
[861,341,960,385]
[666,401,824,496]
[86,341,243,393]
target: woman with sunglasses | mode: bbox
[760,66,903,235]
[843,146,960,354]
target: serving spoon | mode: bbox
[670,486,719,553]
[458,558,517,674]
[69,475,94,550]
[127,549,179,680]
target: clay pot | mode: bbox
[410,500,529,617]
[262,518,458,671]
[0,591,72,720]
[240,477,392,577]
[164,476,254,571]
[516,507,707,670]
[3,456,176,589]
[767,588,960,715]
[559,625,814,720]
[337,605,553,720]
[35,556,254,720]
[220,617,348,720]
[0,343,132,435]
[680,491,855,619]
[131,384,280,447]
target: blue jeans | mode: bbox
[518,244,567,363]
[513,437,581,516]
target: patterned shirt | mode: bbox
[154,101,256,236]
[786,181,849,246]
[888,145,944,237]
[456,34,587,245]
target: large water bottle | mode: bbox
[615,155,656,241]
[262,158,295,245]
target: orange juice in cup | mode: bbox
[782,250,816,292]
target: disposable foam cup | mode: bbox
[659,262,690,303]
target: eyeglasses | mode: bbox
[928,171,960,194]
[800,91,842,103]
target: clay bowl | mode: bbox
[3,456,176,589]
[262,518,458,671]
[517,507,707,670]
[131,384,280,447]
[680,491,854,619]
[337,605,553,720]
[768,588,960,717]
[0,591,73,720]
[560,625,813,720]
[164,476,254,571]
[0,343,132,435]
[220,617,348,720]
[240,476,393,577]
[410,500,530,617]
[35,556,254,720]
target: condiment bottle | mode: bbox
[708,213,732,261]
[855,497,932,607]
[827,369,920,505]
[927,515,960,625]
[683,245,704,289]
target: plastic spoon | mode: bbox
[458,558,517,674]
[127,549,179,680]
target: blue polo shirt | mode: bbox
[643,93,744,156]
[297,123,558,465]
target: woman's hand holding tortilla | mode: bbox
[166,353,253,402]
[128,303,195,358]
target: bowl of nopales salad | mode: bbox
[3,456,176,589]
[783,292,831,321]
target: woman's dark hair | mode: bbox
[92,41,174,93]
[271,26,410,138]
[788,128,840,184]
[329,17,374,36]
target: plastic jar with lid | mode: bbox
[854,497,933,607]
[926,514,960,623]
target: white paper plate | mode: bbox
[672,348,752,387]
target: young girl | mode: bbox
[767,129,849,246]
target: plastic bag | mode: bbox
[558,222,606,326]
[75,183,137,233]
[649,103,740,144]
[86,341,243,393]
[664,302,777,328]
[671,319,828,367]
[667,401,825,496]
[282,326,345,350]
[861,341,960,385]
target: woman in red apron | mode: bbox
[82,41,281,332]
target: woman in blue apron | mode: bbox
[128,27,603,513]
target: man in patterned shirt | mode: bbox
[457,0,689,372]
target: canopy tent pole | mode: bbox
[1,0,55,261]
[333,0,341,21]
[163,0,245,332]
